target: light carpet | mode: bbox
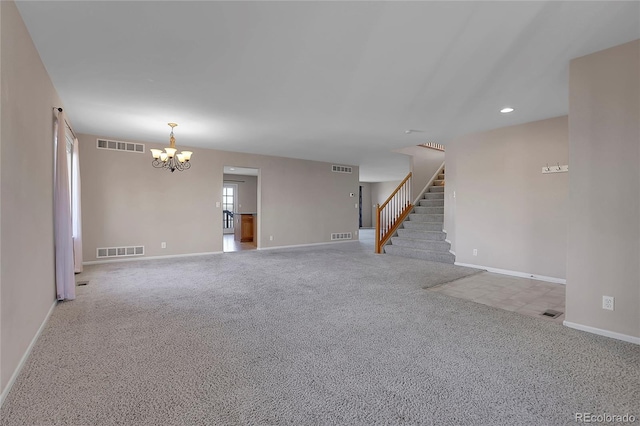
[1,237,638,425]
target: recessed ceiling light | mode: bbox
[404,129,424,134]
[229,168,235,171]
[500,107,515,114]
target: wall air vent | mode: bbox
[331,232,353,241]
[97,138,145,154]
[96,246,144,258]
[332,165,352,173]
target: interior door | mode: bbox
[222,184,238,234]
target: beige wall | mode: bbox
[370,180,402,231]
[79,134,359,260]
[371,180,402,206]
[0,1,60,394]
[394,146,445,202]
[566,40,639,338]
[445,116,569,279]
[223,174,257,213]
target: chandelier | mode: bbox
[150,123,193,172]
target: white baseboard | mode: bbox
[83,251,223,265]
[454,262,566,284]
[0,300,57,408]
[563,321,640,345]
[258,239,356,251]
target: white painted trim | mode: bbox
[563,321,640,345]
[449,250,456,256]
[258,239,356,251]
[444,238,451,244]
[454,262,566,284]
[442,229,447,234]
[413,161,446,205]
[83,251,223,265]
[0,300,57,408]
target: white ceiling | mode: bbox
[16,1,640,182]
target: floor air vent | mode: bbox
[331,165,352,173]
[541,309,563,319]
[331,232,352,240]
[97,138,145,154]
[96,246,144,258]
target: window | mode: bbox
[223,185,236,231]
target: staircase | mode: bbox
[383,169,454,263]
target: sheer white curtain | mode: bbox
[72,137,83,273]
[54,110,75,300]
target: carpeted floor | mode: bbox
[1,236,638,425]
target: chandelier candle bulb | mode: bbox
[150,123,193,172]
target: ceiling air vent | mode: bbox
[97,138,145,154]
[96,245,144,258]
[332,165,352,173]
[331,232,353,241]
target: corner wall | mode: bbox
[1,1,60,396]
[566,40,639,339]
[393,145,445,202]
[445,116,569,280]
[79,133,360,261]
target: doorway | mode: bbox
[359,186,363,228]
[223,166,259,253]
[222,184,237,235]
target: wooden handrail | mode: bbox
[375,172,413,254]
[379,172,412,211]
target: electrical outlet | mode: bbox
[269,235,273,241]
[355,203,358,208]
[473,249,478,256]
[602,296,614,311]
[161,242,166,249]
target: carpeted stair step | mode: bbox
[402,221,443,231]
[414,206,444,214]
[408,213,444,223]
[424,192,444,200]
[397,229,446,240]
[381,166,452,264]
[390,237,451,251]
[384,245,455,263]
[418,199,444,207]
